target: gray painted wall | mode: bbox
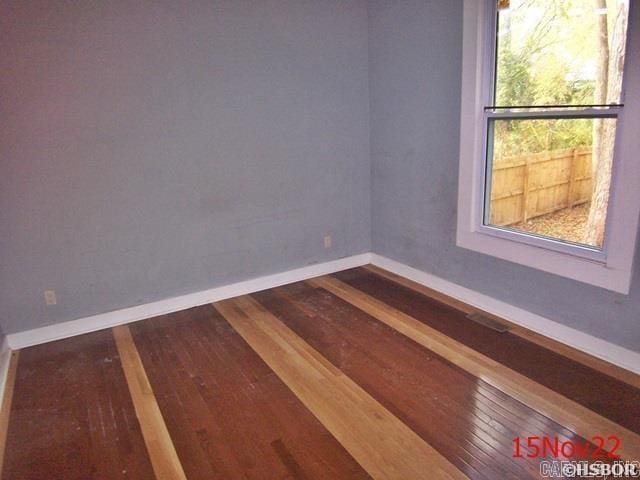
[3,0,639,353]
[0,0,370,333]
[369,0,640,352]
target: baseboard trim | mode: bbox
[0,338,12,408]
[369,254,640,376]
[7,253,372,350]
[6,250,639,376]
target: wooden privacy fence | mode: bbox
[489,148,592,226]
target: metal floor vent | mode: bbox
[466,312,510,333]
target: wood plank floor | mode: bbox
[1,329,155,480]
[1,265,639,479]
[334,268,640,433]
[128,305,369,480]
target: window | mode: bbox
[457,0,640,293]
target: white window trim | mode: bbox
[457,0,640,294]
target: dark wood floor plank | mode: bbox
[2,330,155,480]
[128,305,371,480]
[253,282,609,480]
[333,267,640,434]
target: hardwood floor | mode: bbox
[363,265,640,390]
[216,295,465,480]
[1,266,639,479]
[1,329,155,480]
[309,275,640,460]
[128,304,369,480]
[113,325,186,480]
[336,267,640,431]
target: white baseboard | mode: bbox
[0,336,12,408]
[6,250,639,377]
[7,253,371,350]
[370,254,640,375]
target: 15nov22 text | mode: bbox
[512,435,621,459]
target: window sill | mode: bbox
[456,228,632,294]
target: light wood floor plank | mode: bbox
[309,275,640,461]
[215,296,468,480]
[0,351,19,480]
[364,264,640,390]
[113,325,187,480]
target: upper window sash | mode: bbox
[485,0,629,114]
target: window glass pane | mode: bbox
[494,0,629,106]
[485,117,617,248]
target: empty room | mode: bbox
[2,0,640,478]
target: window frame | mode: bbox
[457,0,640,294]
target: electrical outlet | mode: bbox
[324,235,332,249]
[44,289,57,306]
